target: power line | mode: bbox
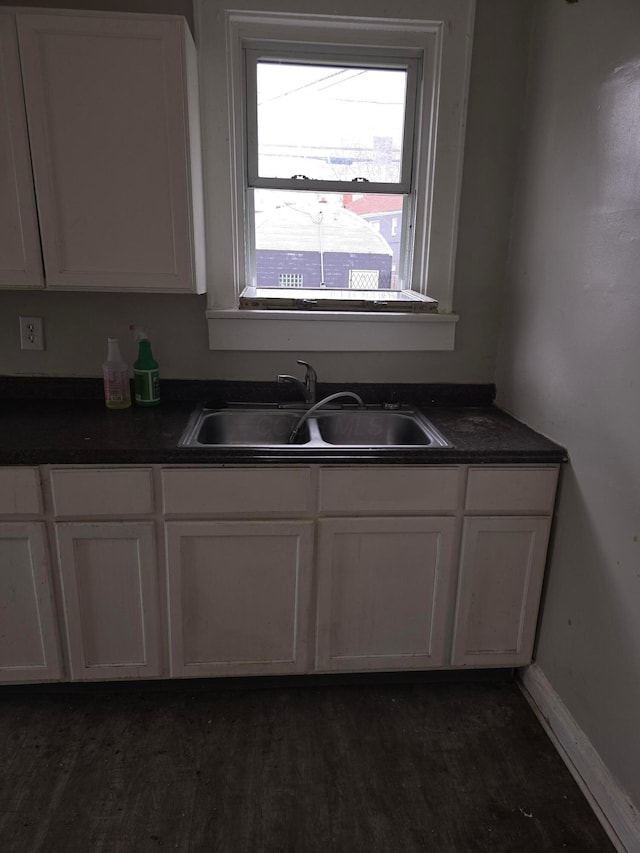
[258,67,351,106]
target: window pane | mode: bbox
[253,190,404,290]
[255,62,407,184]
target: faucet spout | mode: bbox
[288,391,364,443]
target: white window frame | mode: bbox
[195,1,476,352]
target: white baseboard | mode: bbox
[519,664,640,853]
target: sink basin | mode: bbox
[188,410,310,446]
[315,410,447,447]
[179,405,450,449]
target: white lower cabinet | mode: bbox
[0,462,560,685]
[0,522,61,682]
[56,522,161,680]
[315,516,456,672]
[451,516,552,667]
[166,520,314,677]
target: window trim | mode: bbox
[204,307,459,351]
[195,1,476,351]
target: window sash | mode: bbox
[246,190,416,295]
[245,47,420,195]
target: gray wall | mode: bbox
[0,0,532,382]
[496,0,640,807]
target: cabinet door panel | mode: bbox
[316,517,456,671]
[167,521,313,677]
[17,12,197,292]
[452,517,551,667]
[56,522,160,679]
[0,12,43,288]
[0,523,60,682]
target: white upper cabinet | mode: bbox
[5,9,205,292]
[0,12,44,289]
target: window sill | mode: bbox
[206,309,457,351]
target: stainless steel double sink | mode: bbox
[179,405,451,449]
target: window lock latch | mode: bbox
[351,177,370,183]
[291,174,310,180]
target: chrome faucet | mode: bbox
[288,391,364,443]
[277,360,317,405]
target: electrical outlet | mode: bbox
[19,316,45,351]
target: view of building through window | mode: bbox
[254,191,404,290]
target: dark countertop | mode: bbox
[0,381,568,465]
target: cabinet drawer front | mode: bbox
[50,468,154,517]
[162,467,313,516]
[465,467,559,514]
[0,468,41,515]
[319,467,460,515]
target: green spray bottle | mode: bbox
[133,329,160,406]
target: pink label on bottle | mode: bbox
[104,369,129,403]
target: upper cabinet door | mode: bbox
[16,11,205,293]
[0,12,44,289]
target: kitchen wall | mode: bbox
[0,0,532,382]
[496,0,640,811]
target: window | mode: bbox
[349,270,380,290]
[243,48,429,311]
[278,273,304,288]
[196,1,476,350]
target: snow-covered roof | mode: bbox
[255,202,393,255]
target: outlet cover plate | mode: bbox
[19,316,44,351]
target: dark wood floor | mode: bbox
[0,676,614,853]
